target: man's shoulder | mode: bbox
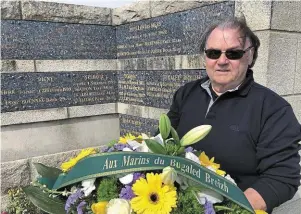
[251,81,290,107]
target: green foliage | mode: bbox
[6,187,41,214]
[216,200,252,214]
[172,190,204,214]
[97,178,119,201]
[159,113,171,140]
[23,186,65,214]
[145,139,167,154]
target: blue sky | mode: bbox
[45,0,137,8]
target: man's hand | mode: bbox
[244,188,267,211]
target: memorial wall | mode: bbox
[1,1,301,212]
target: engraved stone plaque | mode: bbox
[1,20,116,59]
[118,70,206,109]
[1,71,118,112]
[116,2,234,58]
[119,114,158,137]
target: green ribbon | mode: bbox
[52,152,254,213]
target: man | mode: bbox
[167,17,301,213]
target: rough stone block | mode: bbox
[271,1,301,32]
[112,1,151,25]
[1,195,9,212]
[181,54,203,69]
[253,31,271,87]
[117,103,149,118]
[29,149,81,180]
[21,1,111,25]
[1,108,68,126]
[294,39,301,93]
[1,114,120,162]
[1,60,35,73]
[272,198,301,214]
[68,103,117,118]
[117,58,138,70]
[267,32,299,95]
[1,0,21,20]
[150,0,217,18]
[35,60,117,72]
[1,159,30,195]
[235,1,271,30]
[284,95,301,123]
[148,106,168,120]
[147,56,176,70]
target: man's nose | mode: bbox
[217,53,229,65]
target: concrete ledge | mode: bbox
[117,102,168,120]
[1,114,119,162]
[35,59,117,72]
[271,1,301,32]
[21,1,111,25]
[1,159,30,195]
[150,0,217,18]
[117,55,204,70]
[1,1,21,20]
[68,103,118,118]
[1,108,68,126]
[1,60,35,73]
[235,1,271,31]
[112,1,151,25]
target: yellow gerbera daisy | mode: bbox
[119,133,143,144]
[61,148,96,172]
[131,173,177,214]
[255,210,268,214]
[199,152,226,176]
[91,201,108,214]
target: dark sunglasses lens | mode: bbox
[205,50,221,59]
[225,50,244,60]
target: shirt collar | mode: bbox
[200,69,254,97]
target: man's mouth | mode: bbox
[216,69,230,72]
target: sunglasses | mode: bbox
[204,46,253,60]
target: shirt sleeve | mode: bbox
[251,105,301,213]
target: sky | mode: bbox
[44,0,137,8]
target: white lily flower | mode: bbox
[225,174,237,185]
[161,167,177,185]
[127,140,150,153]
[175,175,190,190]
[81,178,96,197]
[119,173,134,185]
[122,147,133,152]
[151,133,164,146]
[195,188,223,205]
[185,152,201,164]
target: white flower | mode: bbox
[127,140,149,153]
[195,188,223,205]
[107,198,131,214]
[161,167,177,185]
[225,174,237,185]
[151,133,164,146]
[185,152,201,164]
[119,173,134,185]
[81,178,96,197]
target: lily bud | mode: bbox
[159,114,171,140]
[161,166,177,185]
[180,125,212,146]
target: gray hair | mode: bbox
[200,17,260,68]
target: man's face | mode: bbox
[205,27,253,91]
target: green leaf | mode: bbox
[159,114,171,140]
[22,186,65,214]
[107,139,118,147]
[176,146,186,155]
[170,126,180,145]
[145,139,167,154]
[33,163,62,179]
